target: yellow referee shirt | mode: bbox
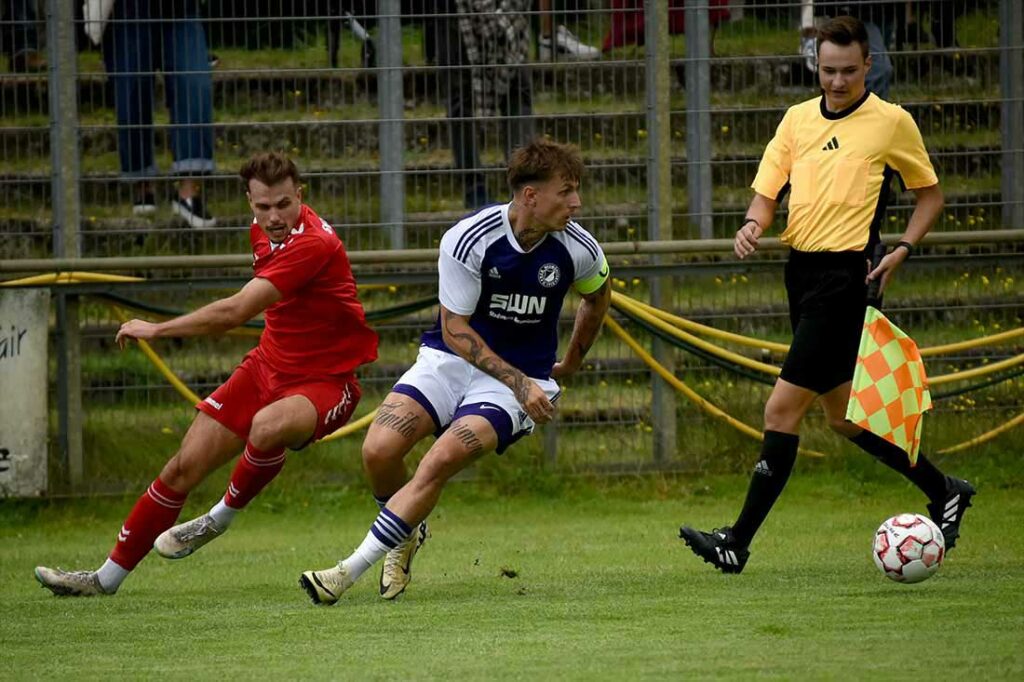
[751,92,938,252]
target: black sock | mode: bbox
[849,431,948,502]
[731,430,799,547]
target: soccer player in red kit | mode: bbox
[34,152,378,596]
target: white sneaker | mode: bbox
[34,566,109,597]
[154,514,226,560]
[170,195,217,229]
[132,197,156,216]
[540,25,600,61]
[299,563,353,606]
[379,521,429,600]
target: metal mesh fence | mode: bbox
[1,2,1021,253]
[0,0,1022,493]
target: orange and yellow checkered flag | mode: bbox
[846,307,932,465]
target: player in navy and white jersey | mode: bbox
[299,138,611,605]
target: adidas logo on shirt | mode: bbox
[822,135,840,151]
[488,267,501,279]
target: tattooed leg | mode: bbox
[386,416,498,526]
[363,393,436,498]
[374,401,423,439]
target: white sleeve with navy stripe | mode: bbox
[563,220,606,292]
[422,203,606,379]
[438,248,481,316]
[437,205,506,315]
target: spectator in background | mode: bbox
[538,0,600,61]
[2,0,45,72]
[602,0,731,54]
[800,1,900,100]
[102,0,216,227]
[429,0,535,209]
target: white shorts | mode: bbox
[392,346,561,453]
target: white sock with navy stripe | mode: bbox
[342,508,413,581]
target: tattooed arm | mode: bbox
[551,279,611,380]
[440,306,554,424]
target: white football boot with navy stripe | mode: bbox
[679,525,750,574]
[926,476,976,552]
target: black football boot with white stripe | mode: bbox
[679,525,750,574]
[926,476,976,552]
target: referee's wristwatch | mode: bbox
[893,241,914,259]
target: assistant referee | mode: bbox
[679,15,975,574]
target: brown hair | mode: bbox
[507,138,584,192]
[816,15,869,60]
[239,152,301,190]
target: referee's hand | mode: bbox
[734,220,762,259]
[866,249,908,294]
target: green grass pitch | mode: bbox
[2,472,1022,679]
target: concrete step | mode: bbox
[0,97,1004,169]
[0,48,1000,115]
[0,190,1004,261]
[0,141,1002,222]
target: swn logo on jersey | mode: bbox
[489,293,547,316]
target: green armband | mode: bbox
[576,256,609,295]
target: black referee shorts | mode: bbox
[780,249,869,395]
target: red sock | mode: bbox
[223,442,286,510]
[108,478,187,571]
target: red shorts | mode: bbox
[195,349,361,449]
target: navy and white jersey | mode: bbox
[421,202,607,379]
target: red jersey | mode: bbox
[250,204,378,376]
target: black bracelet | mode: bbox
[894,241,914,259]
[742,217,761,230]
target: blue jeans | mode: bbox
[102,0,214,178]
[864,21,894,101]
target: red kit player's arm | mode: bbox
[115,278,282,347]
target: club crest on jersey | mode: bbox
[537,263,561,288]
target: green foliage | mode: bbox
[2,475,1021,677]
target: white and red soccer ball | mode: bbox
[873,513,945,583]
